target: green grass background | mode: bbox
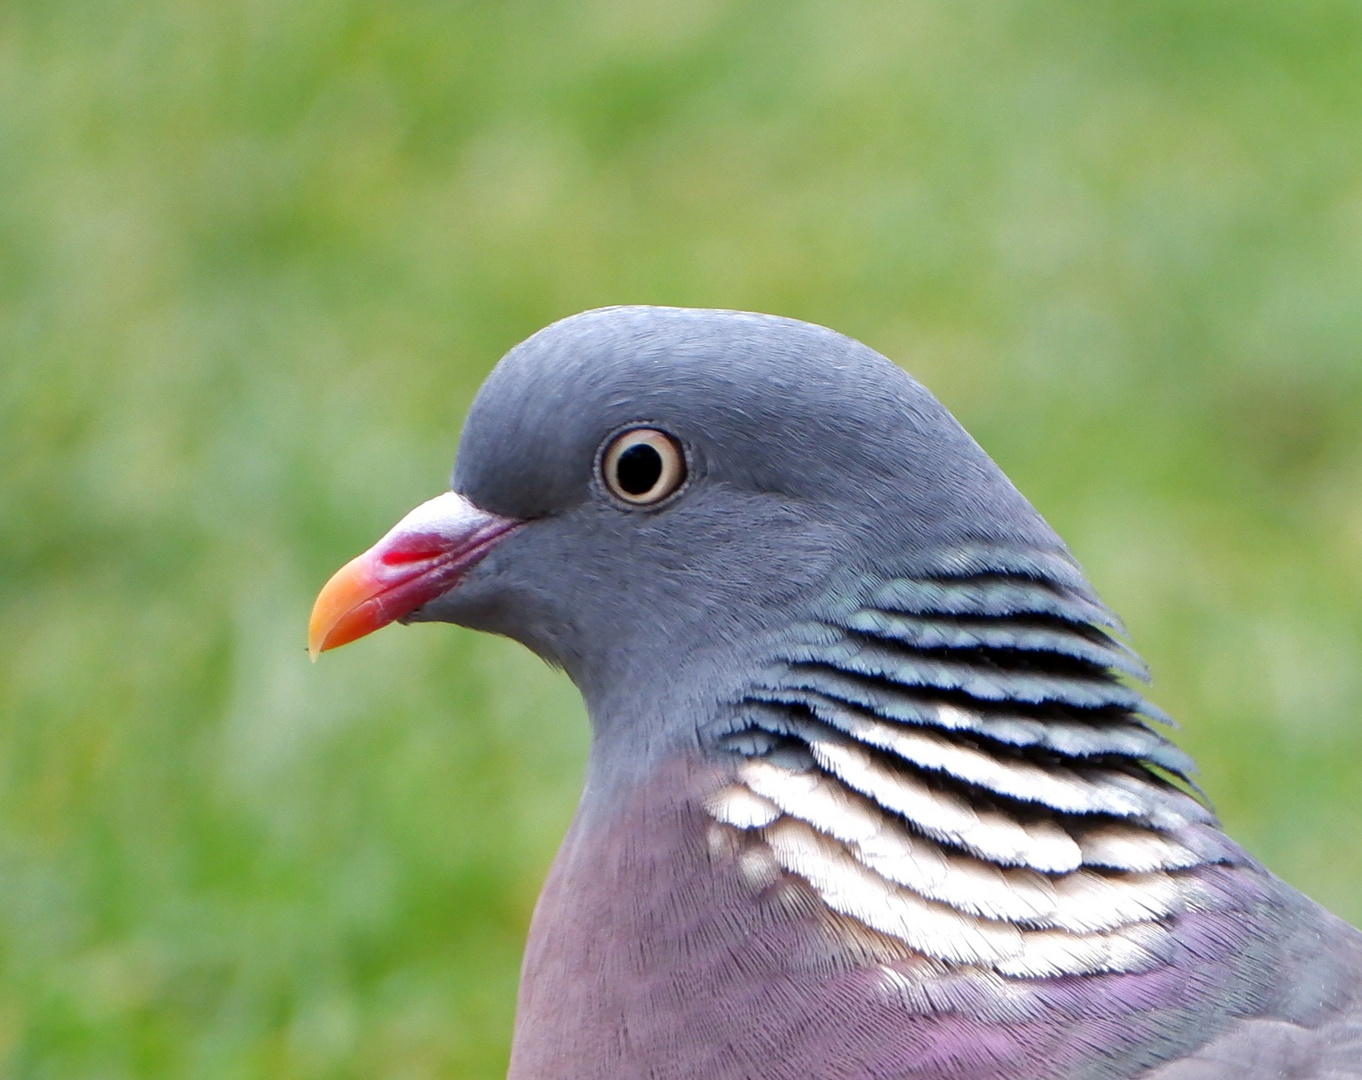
[3,1,1362,1076]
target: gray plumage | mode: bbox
[393,306,1362,1078]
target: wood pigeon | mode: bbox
[309,307,1362,1079]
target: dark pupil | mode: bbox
[616,443,663,495]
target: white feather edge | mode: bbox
[761,819,1166,975]
[1072,821,1204,872]
[798,734,1085,872]
[794,706,1156,819]
[708,767,1197,933]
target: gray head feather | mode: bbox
[417,306,1079,758]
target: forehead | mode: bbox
[450,307,919,518]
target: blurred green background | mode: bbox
[3,1,1361,1076]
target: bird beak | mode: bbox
[308,491,522,659]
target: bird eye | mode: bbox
[600,427,687,507]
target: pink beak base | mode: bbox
[308,491,520,658]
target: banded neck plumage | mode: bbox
[701,541,1247,979]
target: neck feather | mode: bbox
[699,541,1246,978]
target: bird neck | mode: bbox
[511,541,1302,1078]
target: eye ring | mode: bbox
[600,427,687,507]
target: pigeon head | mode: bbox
[310,306,1063,715]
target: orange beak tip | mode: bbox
[308,555,379,661]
